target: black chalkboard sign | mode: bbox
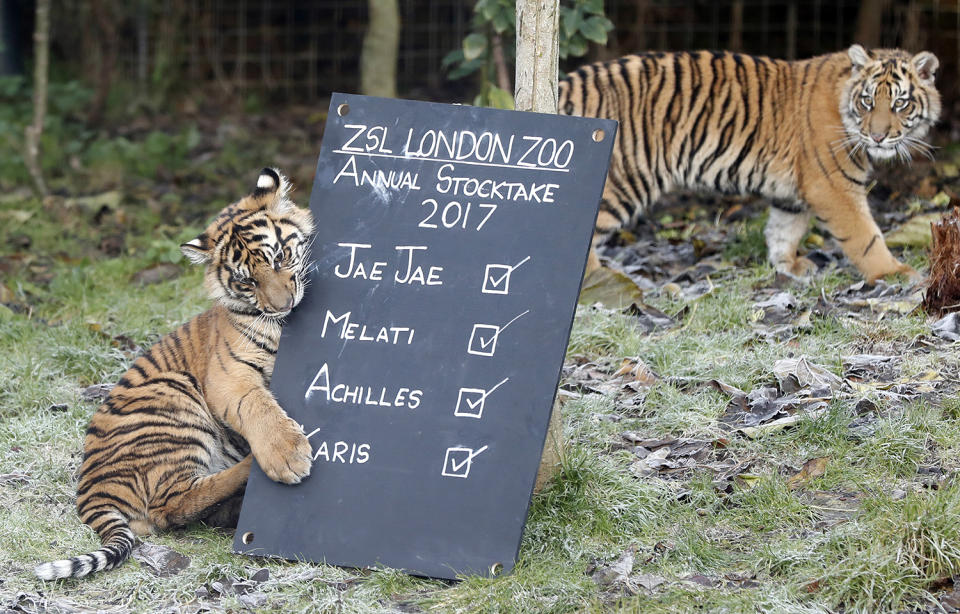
[233,94,617,579]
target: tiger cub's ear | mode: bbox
[848,44,872,71]
[912,51,939,84]
[180,234,212,265]
[253,167,293,213]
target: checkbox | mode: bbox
[455,388,487,418]
[480,256,530,296]
[468,324,499,356]
[441,445,488,479]
[482,264,512,295]
[453,378,508,419]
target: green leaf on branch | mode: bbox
[441,49,464,68]
[492,10,511,33]
[486,85,515,110]
[562,7,583,37]
[582,0,604,15]
[477,0,498,20]
[580,15,610,44]
[566,33,588,57]
[463,33,488,62]
[447,57,485,80]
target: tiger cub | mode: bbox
[35,169,314,580]
[560,45,940,283]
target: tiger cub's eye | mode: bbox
[860,93,873,107]
[231,270,255,286]
[893,98,909,111]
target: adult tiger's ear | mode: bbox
[848,44,872,71]
[180,234,212,265]
[253,167,293,213]
[912,51,939,84]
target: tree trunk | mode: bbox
[490,33,511,93]
[728,0,743,52]
[360,0,399,98]
[88,0,118,125]
[514,0,558,113]
[515,0,563,491]
[902,0,922,52]
[24,0,50,197]
[854,0,892,48]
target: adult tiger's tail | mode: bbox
[34,509,136,580]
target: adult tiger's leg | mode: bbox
[765,202,815,278]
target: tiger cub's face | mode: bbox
[180,169,315,318]
[841,44,941,163]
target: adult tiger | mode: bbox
[560,45,940,282]
[35,168,314,580]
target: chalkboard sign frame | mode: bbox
[233,94,617,580]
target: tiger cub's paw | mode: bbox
[866,263,923,286]
[255,417,313,484]
[775,256,816,281]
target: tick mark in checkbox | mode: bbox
[468,324,500,356]
[481,256,531,295]
[454,377,510,419]
[441,445,489,478]
[466,310,529,357]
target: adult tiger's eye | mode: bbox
[894,98,908,111]
[860,93,873,107]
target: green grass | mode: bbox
[3,184,960,612]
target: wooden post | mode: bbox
[514,0,559,114]
[515,0,564,491]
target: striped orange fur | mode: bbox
[35,168,315,580]
[560,45,940,282]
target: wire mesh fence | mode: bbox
[42,0,960,105]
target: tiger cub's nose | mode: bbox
[870,132,886,143]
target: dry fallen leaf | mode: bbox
[579,267,644,308]
[885,212,941,248]
[772,357,844,393]
[786,457,829,490]
[614,358,659,386]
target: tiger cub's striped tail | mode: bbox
[34,510,135,580]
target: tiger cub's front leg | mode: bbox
[804,181,917,283]
[214,383,312,484]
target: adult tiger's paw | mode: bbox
[254,417,312,484]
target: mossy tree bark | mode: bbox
[854,0,892,48]
[24,0,50,198]
[514,0,558,114]
[515,0,564,491]
[360,0,399,99]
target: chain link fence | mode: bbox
[41,0,960,105]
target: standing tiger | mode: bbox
[560,45,940,283]
[35,169,314,580]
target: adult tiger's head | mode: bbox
[180,168,315,318]
[841,44,941,163]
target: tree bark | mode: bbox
[854,0,892,48]
[515,0,563,492]
[24,0,50,197]
[87,0,118,125]
[490,33,511,93]
[728,0,743,52]
[514,0,559,114]
[360,0,399,98]
[902,0,922,52]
